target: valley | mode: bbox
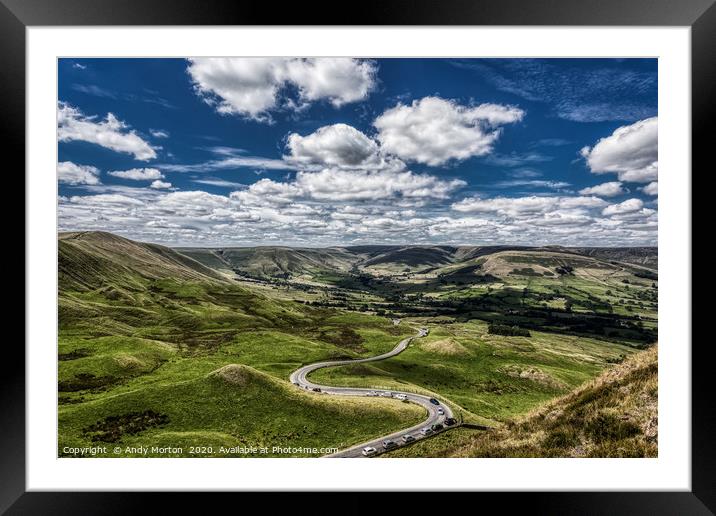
[58,231,657,458]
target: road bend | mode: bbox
[288,328,455,458]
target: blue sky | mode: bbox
[58,58,658,247]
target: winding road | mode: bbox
[289,328,455,457]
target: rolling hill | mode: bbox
[59,231,227,291]
[177,246,363,279]
[176,243,657,282]
[386,345,657,457]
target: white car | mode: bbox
[394,394,407,401]
[402,434,415,443]
[362,446,377,457]
[420,427,433,436]
[367,391,378,397]
[381,391,393,397]
[437,408,444,415]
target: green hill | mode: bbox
[59,231,227,291]
[178,246,362,279]
[58,231,426,457]
[385,345,657,458]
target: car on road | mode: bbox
[429,398,440,405]
[437,408,444,415]
[420,427,433,436]
[382,440,398,450]
[402,434,415,443]
[444,417,457,426]
[381,391,393,397]
[394,394,407,401]
[312,387,322,392]
[431,423,444,431]
[367,391,378,397]
[362,446,377,457]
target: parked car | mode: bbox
[431,423,444,431]
[312,387,322,392]
[402,434,415,443]
[394,394,407,401]
[381,391,393,397]
[429,398,440,405]
[437,408,444,415]
[444,417,457,426]
[362,446,377,457]
[367,391,378,397]
[382,440,398,449]
[420,427,433,436]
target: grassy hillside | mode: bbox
[60,231,226,291]
[178,246,361,280]
[59,231,657,458]
[385,345,657,457]
[311,318,636,423]
[58,232,426,457]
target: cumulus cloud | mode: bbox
[58,161,101,185]
[578,181,625,197]
[285,124,379,168]
[374,96,524,166]
[186,58,377,122]
[581,117,657,183]
[59,186,656,247]
[602,198,644,216]
[57,102,157,161]
[150,180,173,189]
[108,168,164,181]
[452,195,606,216]
[641,181,658,196]
[231,169,465,204]
[295,169,465,201]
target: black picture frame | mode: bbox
[5,0,712,513]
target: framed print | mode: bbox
[6,0,713,512]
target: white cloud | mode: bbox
[578,181,625,197]
[59,185,656,247]
[581,117,657,183]
[452,195,605,216]
[493,179,571,190]
[285,124,379,168]
[58,161,101,185]
[231,168,465,205]
[150,180,173,189]
[192,178,246,189]
[159,153,293,173]
[69,193,145,207]
[374,96,524,166]
[57,103,157,161]
[641,181,658,196]
[108,168,164,181]
[150,129,170,138]
[295,169,465,201]
[186,58,377,122]
[602,198,644,216]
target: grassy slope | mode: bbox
[310,319,635,423]
[385,345,657,457]
[58,232,425,457]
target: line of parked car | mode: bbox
[361,417,458,456]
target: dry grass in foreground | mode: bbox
[451,345,658,458]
